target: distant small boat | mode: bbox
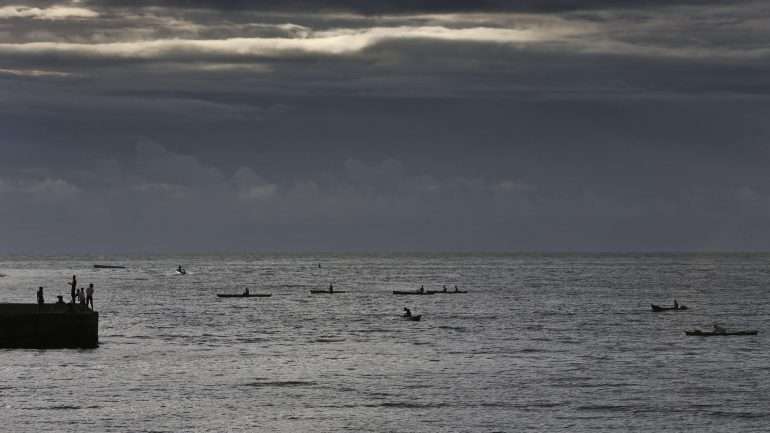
[393,290,434,295]
[310,290,347,294]
[426,290,468,294]
[651,304,687,312]
[176,269,187,275]
[94,264,126,269]
[216,293,272,298]
[685,329,757,336]
[402,314,421,321]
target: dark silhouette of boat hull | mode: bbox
[685,330,757,336]
[402,314,421,321]
[392,291,433,295]
[427,290,468,294]
[651,304,687,312]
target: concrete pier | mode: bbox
[0,303,98,349]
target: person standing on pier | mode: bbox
[69,275,77,304]
[36,287,44,305]
[86,283,94,310]
[78,288,86,306]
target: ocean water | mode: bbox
[1,253,769,432]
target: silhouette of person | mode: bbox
[673,299,679,310]
[69,275,77,304]
[86,283,94,310]
[404,307,412,317]
[419,285,424,293]
[78,288,86,306]
[443,285,448,293]
[329,283,334,293]
[243,287,250,295]
[37,287,44,305]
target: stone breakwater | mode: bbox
[0,303,98,349]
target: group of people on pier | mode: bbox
[70,275,95,309]
[35,275,95,310]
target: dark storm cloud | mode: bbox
[2,0,770,252]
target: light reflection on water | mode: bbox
[1,253,769,432]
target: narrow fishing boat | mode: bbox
[685,329,757,336]
[392,290,434,295]
[427,290,468,294]
[651,303,687,312]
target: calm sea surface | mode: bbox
[1,253,769,432]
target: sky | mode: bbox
[2,0,770,253]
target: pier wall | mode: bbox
[0,303,98,349]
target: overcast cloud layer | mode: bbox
[2,0,770,253]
